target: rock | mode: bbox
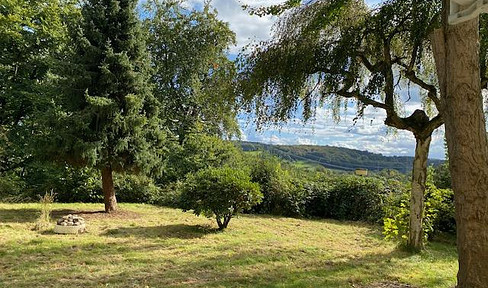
[54,214,86,233]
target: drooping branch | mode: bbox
[403,69,442,109]
[335,89,389,110]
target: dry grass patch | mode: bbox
[0,203,457,288]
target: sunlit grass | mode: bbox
[0,203,457,287]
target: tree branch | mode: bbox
[336,89,389,110]
[403,69,442,109]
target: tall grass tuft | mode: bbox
[34,191,56,231]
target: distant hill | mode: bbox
[238,141,444,174]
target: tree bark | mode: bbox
[408,135,431,251]
[102,165,117,213]
[432,5,488,286]
[216,215,224,230]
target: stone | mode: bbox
[54,214,86,234]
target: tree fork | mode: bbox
[102,165,117,213]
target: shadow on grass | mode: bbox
[0,208,39,223]
[0,222,457,288]
[102,224,219,239]
[51,209,106,218]
[0,207,132,224]
[79,245,453,288]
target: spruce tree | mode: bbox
[44,0,164,212]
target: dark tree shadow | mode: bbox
[50,209,105,219]
[0,208,110,224]
[102,224,219,240]
[0,208,39,223]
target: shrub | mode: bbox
[1,164,103,203]
[114,174,163,204]
[55,167,102,203]
[160,134,242,184]
[0,172,27,202]
[383,189,410,242]
[303,180,331,218]
[156,181,183,207]
[383,182,455,245]
[433,163,451,189]
[248,155,299,216]
[424,184,456,235]
[324,175,388,222]
[180,167,262,230]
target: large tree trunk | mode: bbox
[408,135,431,251]
[432,5,488,286]
[102,166,117,213]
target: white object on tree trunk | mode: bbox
[449,0,488,25]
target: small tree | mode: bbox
[180,167,262,230]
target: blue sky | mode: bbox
[183,0,446,159]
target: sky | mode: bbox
[183,0,447,159]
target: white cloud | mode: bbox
[297,137,317,145]
[185,0,446,159]
[207,0,285,53]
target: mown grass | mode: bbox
[0,203,457,287]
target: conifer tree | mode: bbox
[44,0,165,212]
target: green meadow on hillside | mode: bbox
[0,203,457,288]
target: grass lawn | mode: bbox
[0,203,457,288]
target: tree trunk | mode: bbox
[216,215,224,230]
[408,135,431,251]
[102,166,117,213]
[432,5,488,286]
[216,214,232,230]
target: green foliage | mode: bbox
[43,0,165,174]
[245,152,391,222]
[0,171,26,202]
[162,134,242,183]
[54,167,102,203]
[383,187,410,242]
[303,179,332,218]
[424,184,455,235]
[383,181,455,245]
[248,154,297,216]
[0,164,103,203]
[156,181,183,207]
[180,167,262,230]
[144,0,239,143]
[325,175,388,222]
[433,162,451,189]
[240,141,442,174]
[114,174,164,204]
[0,0,78,174]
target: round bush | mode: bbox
[180,167,262,230]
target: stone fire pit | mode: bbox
[54,214,86,234]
